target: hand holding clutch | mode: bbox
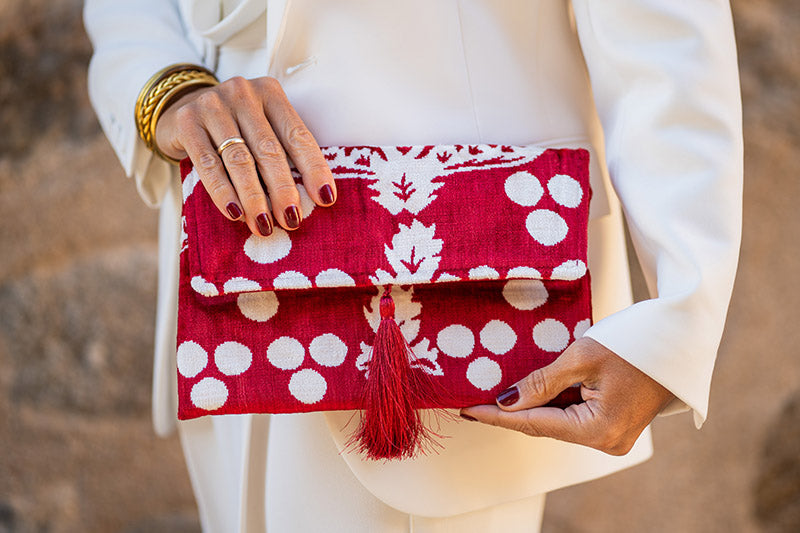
[155,75,337,236]
[461,337,675,455]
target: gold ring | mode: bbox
[216,137,247,155]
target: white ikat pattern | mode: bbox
[177,339,255,411]
[265,334,350,404]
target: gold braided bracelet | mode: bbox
[135,64,219,164]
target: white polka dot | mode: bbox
[273,270,312,289]
[466,357,502,391]
[479,320,517,355]
[437,325,475,358]
[289,369,327,404]
[468,266,500,280]
[436,272,461,282]
[573,319,591,339]
[309,333,348,367]
[526,209,568,246]
[297,183,315,218]
[547,174,583,208]
[244,229,292,264]
[507,266,542,279]
[551,260,587,281]
[191,276,218,297]
[237,291,279,322]
[504,171,544,207]
[266,336,305,370]
[191,377,228,410]
[502,279,548,310]
[533,319,570,352]
[315,269,355,287]
[177,341,208,378]
[223,277,261,294]
[214,341,252,376]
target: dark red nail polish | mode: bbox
[460,413,477,422]
[497,386,520,407]
[319,184,335,205]
[226,202,243,219]
[256,213,273,236]
[284,205,301,229]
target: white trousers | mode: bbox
[178,413,546,532]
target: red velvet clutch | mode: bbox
[176,144,591,458]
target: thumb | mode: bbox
[495,344,586,411]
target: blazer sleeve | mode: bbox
[84,0,208,207]
[570,0,743,427]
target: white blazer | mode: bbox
[84,0,743,517]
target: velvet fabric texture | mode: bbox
[176,144,591,421]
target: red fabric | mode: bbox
[176,144,592,422]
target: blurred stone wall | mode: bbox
[0,1,797,532]
[0,1,198,531]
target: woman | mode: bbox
[84,0,743,531]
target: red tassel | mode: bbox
[351,286,449,460]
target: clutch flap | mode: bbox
[180,144,591,298]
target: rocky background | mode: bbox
[0,0,797,531]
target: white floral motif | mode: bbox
[356,339,443,378]
[327,145,546,216]
[182,168,201,201]
[355,342,372,376]
[372,220,443,285]
[180,216,188,254]
[407,338,443,376]
[363,146,448,215]
[358,286,442,377]
[367,164,446,215]
[362,285,420,339]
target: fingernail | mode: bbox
[460,413,477,422]
[319,184,335,205]
[256,213,273,236]
[284,205,301,229]
[497,386,520,407]
[226,202,243,219]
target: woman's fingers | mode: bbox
[463,397,644,456]
[181,88,273,237]
[460,337,675,456]
[154,75,336,235]
[171,95,247,225]
[234,115,303,232]
[258,77,337,207]
[217,138,275,236]
[224,77,304,231]
[493,342,589,411]
[461,403,595,449]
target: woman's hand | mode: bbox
[155,76,336,236]
[460,337,675,455]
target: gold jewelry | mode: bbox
[216,137,247,155]
[135,64,219,165]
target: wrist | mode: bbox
[134,64,218,165]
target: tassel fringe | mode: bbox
[350,287,451,460]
